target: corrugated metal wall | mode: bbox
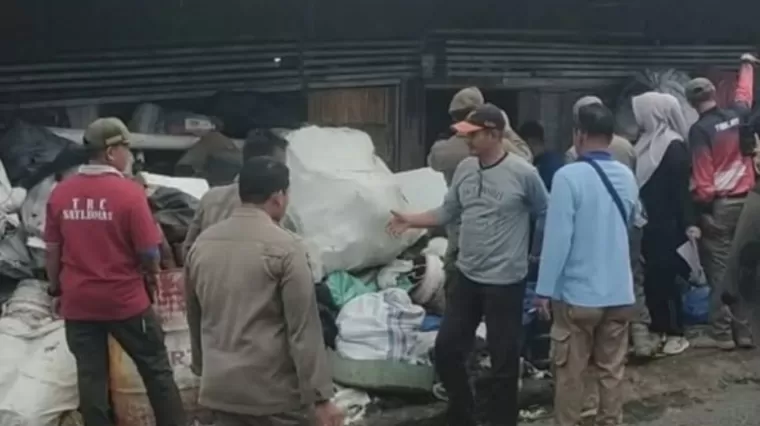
[434,34,754,89]
[0,41,419,110]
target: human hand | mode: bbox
[314,401,344,426]
[386,210,411,237]
[741,53,760,64]
[534,297,551,321]
[145,273,160,304]
[686,226,701,240]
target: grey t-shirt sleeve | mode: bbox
[524,165,549,256]
[524,166,549,218]
[431,160,467,226]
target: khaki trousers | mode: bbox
[721,192,760,333]
[701,198,745,338]
[551,302,633,426]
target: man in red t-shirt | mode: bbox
[45,118,185,426]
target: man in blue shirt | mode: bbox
[535,104,638,426]
[519,120,564,191]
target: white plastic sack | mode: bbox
[0,226,33,280]
[394,168,447,212]
[336,289,428,364]
[0,280,77,426]
[284,126,423,280]
[332,386,371,426]
[20,176,57,270]
[20,176,56,242]
[0,159,24,228]
[141,172,209,200]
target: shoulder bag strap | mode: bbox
[580,157,629,228]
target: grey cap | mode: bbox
[83,117,132,149]
[572,96,603,122]
[684,78,716,104]
[448,87,485,114]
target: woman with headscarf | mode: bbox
[633,92,698,356]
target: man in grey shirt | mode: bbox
[389,104,548,426]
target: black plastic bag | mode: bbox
[0,121,87,189]
[148,187,200,245]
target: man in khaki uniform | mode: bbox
[185,157,343,426]
[427,87,533,295]
[182,129,288,256]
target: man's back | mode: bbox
[182,182,239,253]
[46,171,159,320]
[185,208,331,415]
[537,157,638,308]
[565,135,636,171]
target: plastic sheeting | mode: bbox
[614,69,699,143]
[0,158,32,279]
[148,187,200,246]
[284,126,423,281]
[0,122,87,190]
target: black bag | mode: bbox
[0,121,87,189]
[148,187,200,245]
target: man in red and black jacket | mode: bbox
[685,53,759,350]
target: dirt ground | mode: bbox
[362,348,760,426]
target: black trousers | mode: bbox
[643,259,687,336]
[65,308,186,426]
[434,270,526,426]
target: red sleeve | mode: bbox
[129,190,161,253]
[689,126,716,204]
[735,63,754,107]
[44,195,62,244]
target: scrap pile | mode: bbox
[0,120,551,425]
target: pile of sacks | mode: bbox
[0,120,453,425]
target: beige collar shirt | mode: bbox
[184,207,333,416]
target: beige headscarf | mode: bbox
[632,92,689,187]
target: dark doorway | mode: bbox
[423,89,519,155]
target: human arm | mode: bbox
[669,142,699,237]
[128,192,162,299]
[732,55,756,114]
[535,172,575,301]
[184,250,203,376]
[43,196,62,296]
[280,243,335,405]
[388,165,464,235]
[688,125,716,210]
[525,166,550,258]
[182,198,205,259]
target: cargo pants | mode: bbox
[551,302,634,426]
[701,198,745,340]
[582,225,647,412]
[720,192,760,339]
[65,308,186,426]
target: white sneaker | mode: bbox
[662,336,690,355]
